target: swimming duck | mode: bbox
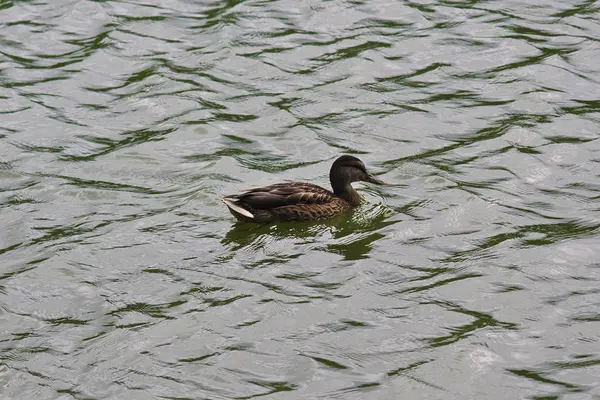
[222,155,386,222]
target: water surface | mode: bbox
[1,0,600,399]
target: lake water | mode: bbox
[1,0,600,399]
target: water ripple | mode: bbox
[1,0,600,398]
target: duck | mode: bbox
[222,155,386,222]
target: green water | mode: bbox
[1,0,600,399]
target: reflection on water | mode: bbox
[1,0,600,398]
[223,202,394,261]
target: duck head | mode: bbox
[329,155,386,196]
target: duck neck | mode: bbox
[332,183,361,207]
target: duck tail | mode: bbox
[222,197,255,220]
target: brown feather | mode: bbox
[223,182,351,222]
[222,155,385,223]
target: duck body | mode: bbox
[222,182,352,223]
[222,155,385,223]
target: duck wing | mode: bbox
[230,182,335,210]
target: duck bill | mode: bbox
[366,174,387,185]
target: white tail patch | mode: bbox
[222,198,255,219]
